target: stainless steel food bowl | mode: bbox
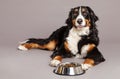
[53,62,85,76]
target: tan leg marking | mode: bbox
[64,41,70,52]
[43,40,57,50]
[53,56,62,61]
[84,58,95,66]
[21,43,40,49]
[87,44,95,52]
[81,58,95,70]
[21,40,57,50]
[50,56,62,67]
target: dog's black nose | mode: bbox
[77,19,83,24]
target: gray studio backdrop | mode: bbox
[0,0,120,79]
[0,0,119,46]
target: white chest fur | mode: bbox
[66,27,90,56]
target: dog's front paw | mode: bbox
[81,64,92,70]
[50,59,61,67]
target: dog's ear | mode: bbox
[65,8,73,26]
[86,6,99,22]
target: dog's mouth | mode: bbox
[77,25,84,28]
[75,25,86,29]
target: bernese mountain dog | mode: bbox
[18,6,105,70]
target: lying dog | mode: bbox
[18,6,105,70]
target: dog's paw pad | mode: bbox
[18,45,28,51]
[81,64,92,70]
[50,60,61,67]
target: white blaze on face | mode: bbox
[75,7,86,27]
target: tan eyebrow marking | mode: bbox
[81,8,87,12]
[74,8,79,12]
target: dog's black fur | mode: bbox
[19,6,105,68]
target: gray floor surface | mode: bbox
[0,42,119,79]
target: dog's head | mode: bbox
[66,6,98,29]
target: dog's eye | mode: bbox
[73,13,78,16]
[83,12,88,16]
[72,13,78,18]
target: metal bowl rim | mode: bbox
[53,69,85,76]
[53,62,86,76]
